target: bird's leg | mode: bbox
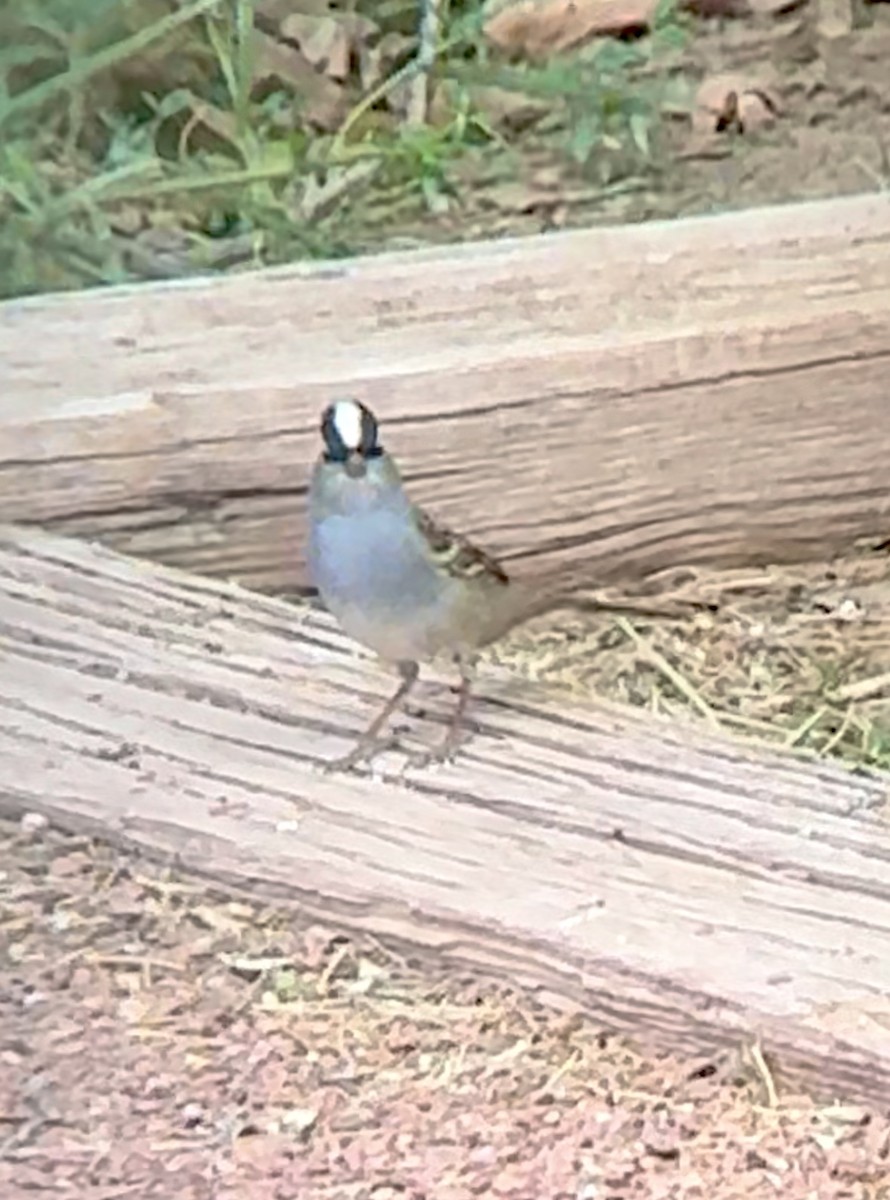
[326,660,419,772]
[408,655,475,769]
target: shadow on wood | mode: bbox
[1,524,889,1105]
[1,193,889,593]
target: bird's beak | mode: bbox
[345,455,367,480]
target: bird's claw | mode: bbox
[321,732,400,775]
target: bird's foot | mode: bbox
[405,727,469,771]
[321,732,401,775]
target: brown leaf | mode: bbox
[484,0,658,58]
[464,84,550,132]
[281,14,351,79]
[692,72,782,135]
[281,12,378,81]
[252,28,349,130]
[682,0,751,15]
[359,30,414,92]
[746,0,805,14]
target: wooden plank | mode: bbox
[1,192,889,593]
[1,524,889,1105]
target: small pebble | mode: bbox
[20,811,49,835]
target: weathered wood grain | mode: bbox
[1,192,889,593]
[1,524,889,1105]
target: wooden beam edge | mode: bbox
[3,190,890,319]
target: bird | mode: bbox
[307,397,557,771]
[308,398,702,772]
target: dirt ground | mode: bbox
[53,2,890,285]
[352,6,890,256]
[2,816,889,1200]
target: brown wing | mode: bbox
[414,508,510,586]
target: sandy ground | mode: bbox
[2,816,889,1199]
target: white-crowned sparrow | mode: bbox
[308,398,698,771]
[309,397,539,770]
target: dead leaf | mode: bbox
[682,0,751,14]
[175,93,241,155]
[464,84,550,132]
[281,12,378,81]
[747,0,805,14]
[692,73,782,135]
[359,30,413,92]
[252,28,348,131]
[281,14,349,79]
[484,0,658,58]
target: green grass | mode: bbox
[0,0,689,300]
